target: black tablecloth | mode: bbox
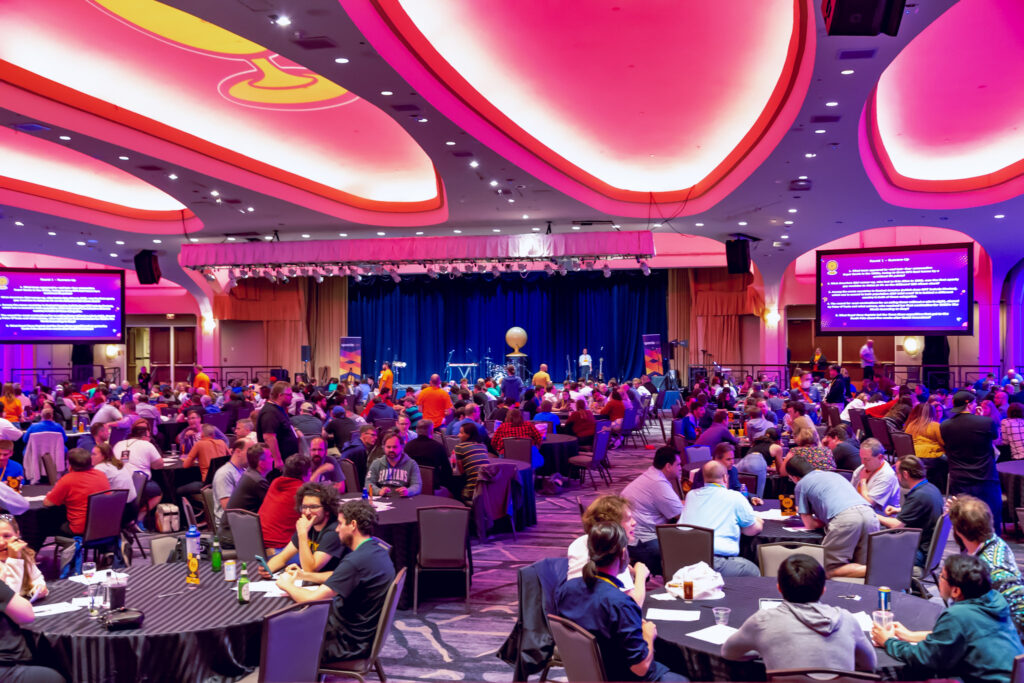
[15,484,63,551]
[645,576,943,681]
[23,563,284,682]
[741,501,825,563]
[156,422,187,453]
[486,458,537,528]
[538,434,578,477]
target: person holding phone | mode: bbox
[257,482,346,579]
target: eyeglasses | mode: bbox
[300,504,323,511]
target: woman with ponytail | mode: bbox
[556,522,687,682]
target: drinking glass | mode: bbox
[86,584,104,618]
[82,562,97,580]
[872,610,894,631]
[712,607,731,626]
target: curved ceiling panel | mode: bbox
[0,0,443,216]
[344,0,812,214]
[862,0,1024,207]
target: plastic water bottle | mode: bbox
[361,488,369,500]
[185,525,201,558]
[740,483,749,498]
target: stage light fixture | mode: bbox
[389,269,401,283]
[543,263,554,276]
[451,265,462,278]
[557,262,567,276]
[585,261,595,271]
[640,261,651,276]
[352,272,362,282]
[427,266,438,279]
[491,264,501,277]
[602,264,612,278]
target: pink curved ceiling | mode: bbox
[862,0,1024,208]
[0,0,443,217]
[344,0,813,215]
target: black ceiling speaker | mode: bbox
[134,249,162,285]
[725,239,751,275]
[821,0,906,37]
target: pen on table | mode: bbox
[156,589,188,598]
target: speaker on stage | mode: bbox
[300,345,311,363]
[725,239,751,275]
[134,250,162,285]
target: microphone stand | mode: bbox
[445,349,455,383]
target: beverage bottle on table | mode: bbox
[237,562,251,604]
[185,525,201,557]
[210,537,222,573]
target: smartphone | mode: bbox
[253,554,274,576]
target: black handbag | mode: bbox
[100,607,144,631]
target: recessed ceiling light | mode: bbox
[109,253,118,258]
[784,220,794,225]
[377,231,386,236]
[115,240,125,245]
[695,222,704,227]
[445,141,456,146]
[653,223,663,228]
[522,214,529,219]
[805,153,817,158]
[840,69,854,75]
[788,208,798,213]
[152,239,162,244]
[210,190,220,197]
[417,118,428,123]
[380,90,393,96]
[14,221,23,226]
[118,155,129,161]
[489,180,499,187]
[531,227,541,232]
[798,175,808,180]
[47,231,56,236]
[227,237,236,242]
[59,135,71,141]
[612,224,621,229]
[508,199,515,203]
[76,241,86,246]
[274,15,291,26]
[781,234,790,239]
[995,214,1006,219]
[814,129,826,134]
[339,233,348,237]
[453,229,462,234]
[189,238,198,242]
[492,228,501,233]
[469,160,479,168]
[334,57,350,64]
[263,236,273,241]
[301,234,310,239]
[571,226,580,230]
[738,221,748,226]
[825,101,838,107]
[415,231,423,235]
[168,173,178,180]
[246,207,254,212]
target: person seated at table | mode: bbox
[621,447,683,576]
[743,406,774,441]
[91,397,122,426]
[692,444,764,505]
[0,441,25,491]
[872,554,1023,682]
[232,418,257,446]
[365,431,422,498]
[22,408,67,448]
[746,428,783,472]
[565,400,596,447]
[275,499,396,666]
[259,454,312,553]
[322,406,357,453]
[444,404,484,438]
[175,411,229,455]
[694,409,739,450]
[0,384,22,423]
[75,420,109,456]
[43,448,109,537]
[492,409,543,468]
[452,423,491,504]
[182,424,228,484]
[340,425,376,483]
[568,495,649,606]
[404,421,452,495]
[117,420,164,527]
[681,460,763,577]
[532,401,562,431]
[364,396,398,427]
[876,456,943,572]
[778,427,836,477]
[851,438,900,513]
[91,443,138,526]
[787,455,878,579]
[211,439,251,530]
[392,414,415,446]
[490,396,509,423]
[821,426,860,471]
[555,522,687,682]
[0,516,47,602]
[257,482,345,578]
[307,437,345,492]
[220,444,273,548]
[289,402,323,438]
[948,495,1024,640]
[0,579,65,682]
[722,554,875,672]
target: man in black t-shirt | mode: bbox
[256,381,300,469]
[260,482,346,576]
[0,582,65,681]
[404,420,453,493]
[323,406,358,451]
[877,455,944,568]
[276,499,396,663]
[219,444,272,548]
[823,427,861,471]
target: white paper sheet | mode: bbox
[754,508,786,521]
[650,593,677,602]
[850,611,874,631]
[686,624,738,644]
[646,608,700,622]
[69,572,129,586]
[22,495,47,503]
[33,602,83,617]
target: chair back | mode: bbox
[864,528,922,591]
[260,600,332,683]
[656,524,714,578]
[546,614,608,682]
[419,465,436,494]
[577,496,586,518]
[833,469,855,481]
[473,462,516,529]
[848,408,867,436]
[374,418,397,432]
[200,486,219,535]
[82,489,129,543]
[203,456,230,487]
[202,411,231,435]
[865,416,894,453]
[226,508,265,564]
[503,438,534,465]
[654,391,666,411]
[25,432,66,483]
[131,470,149,502]
[766,667,881,682]
[149,536,180,565]
[444,435,460,456]
[737,472,758,493]
[620,408,637,432]
[589,426,612,470]
[1012,654,1024,683]
[889,431,916,458]
[922,513,952,576]
[366,568,407,667]
[417,506,470,569]
[41,452,59,486]
[757,542,826,578]
[340,458,361,495]
[684,446,711,466]
[182,497,199,528]
[109,426,131,448]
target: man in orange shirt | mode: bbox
[193,365,211,393]
[378,363,394,394]
[184,424,228,482]
[44,447,109,536]
[417,374,453,428]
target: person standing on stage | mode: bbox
[378,363,393,395]
[860,340,876,380]
[579,348,593,381]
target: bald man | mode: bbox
[532,364,552,389]
[417,374,453,427]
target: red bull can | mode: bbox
[878,586,891,611]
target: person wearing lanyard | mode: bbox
[555,522,686,682]
[876,455,943,569]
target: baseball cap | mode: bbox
[300,402,315,414]
[951,390,976,413]
[331,405,346,417]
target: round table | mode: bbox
[15,484,63,551]
[486,457,536,528]
[741,501,825,563]
[538,434,578,477]
[340,493,470,609]
[644,575,943,681]
[23,563,285,682]
[998,460,1024,524]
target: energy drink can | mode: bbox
[878,586,891,612]
[224,560,238,581]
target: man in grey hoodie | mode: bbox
[721,554,876,672]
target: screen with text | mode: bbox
[0,269,124,343]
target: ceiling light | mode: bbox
[841,69,854,75]
[571,226,580,230]
[339,233,348,237]
[695,222,704,227]
[469,161,479,168]
[47,231,56,236]
[274,15,291,26]
[168,173,178,180]
[640,261,651,276]
[445,141,456,146]
[653,223,663,228]
[380,90,393,96]
[115,240,125,245]
[109,252,118,258]
[603,264,611,278]
[784,220,794,225]
[508,199,515,203]
[612,224,621,229]
[209,190,220,197]
[995,214,1006,219]
[805,153,817,158]
[492,228,501,233]
[798,175,808,180]
[215,198,222,204]
[781,234,790,239]
[738,221,748,226]
[76,241,85,246]
[825,101,838,107]
[117,155,129,161]
[415,231,424,235]
[263,236,273,241]
[301,234,310,239]
[788,208,798,213]
[522,214,529,219]
[14,221,23,227]
[489,180,498,187]
[152,239,162,244]
[335,57,350,64]
[189,238,199,243]
[814,129,826,134]
[227,237,236,242]
[417,118,428,123]
[531,227,540,232]
[59,135,71,141]
[246,207,254,212]
[377,231,386,236]
[453,229,462,234]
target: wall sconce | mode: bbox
[104,344,119,359]
[902,336,922,358]
[202,316,217,333]
[764,308,782,325]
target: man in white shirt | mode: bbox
[681,460,763,577]
[852,438,900,513]
[621,447,683,576]
[211,439,249,529]
[859,340,876,380]
[579,348,593,381]
[91,399,123,425]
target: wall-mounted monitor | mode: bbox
[0,269,125,344]
[816,243,973,336]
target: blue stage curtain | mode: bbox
[347,270,668,385]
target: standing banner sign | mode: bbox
[339,337,361,381]
[642,334,664,376]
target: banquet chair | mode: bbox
[41,452,59,486]
[737,472,759,495]
[766,668,880,682]
[577,496,586,519]
[545,615,608,682]
[1012,654,1024,683]
[889,431,916,459]
[916,514,953,590]
[149,536,181,565]
[684,446,712,466]
[419,465,436,495]
[374,418,397,432]
[652,391,667,441]
[471,462,517,541]
[319,567,407,683]
[54,489,129,565]
[848,409,867,439]
[240,600,331,683]
[444,435,460,456]
[865,416,894,454]
[24,431,65,484]
[226,508,265,564]
[503,438,534,466]
[109,426,131,448]
[757,542,826,578]
[834,528,922,591]
[568,427,612,489]
[656,524,714,579]
[340,458,361,495]
[833,469,855,482]
[413,506,471,613]
[202,412,231,435]
[200,486,222,537]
